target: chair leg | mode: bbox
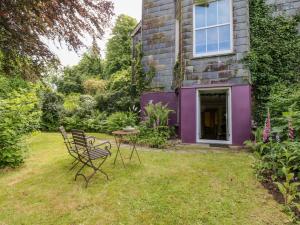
[75,161,88,181]
[70,160,80,170]
[81,157,109,188]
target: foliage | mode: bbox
[63,111,107,133]
[275,167,300,207]
[0,84,41,168]
[132,43,156,96]
[63,94,81,113]
[267,84,300,141]
[55,67,84,95]
[0,0,113,79]
[105,14,137,76]
[137,102,174,148]
[95,68,136,113]
[105,112,137,133]
[144,102,174,128]
[247,141,300,180]
[172,60,183,89]
[0,75,29,97]
[137,125,171,149]
[40,89,64,131]
[62,94,107,132]
[246,0,300,125]
[76,40,104,78]
[246,134,300,217]
[83,78,107,95]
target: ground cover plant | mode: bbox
[0,133,291,225]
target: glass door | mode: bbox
[198,89,230,142]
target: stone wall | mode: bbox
[181,0,251,86]
[266,0,300,17]
[142,0,177,90]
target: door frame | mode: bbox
[196,87,232,145]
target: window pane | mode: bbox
[207,27,218,52]
[206,1,218,26]
[196,30,206,54]
[219,25,231,51]
[195,5,206,28]
[218,0,230,24]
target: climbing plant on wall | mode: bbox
[246,0,300,125]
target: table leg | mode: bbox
[129,136,141,164]
[113,135,125,167]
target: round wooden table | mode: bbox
[112,130,141,167]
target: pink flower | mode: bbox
[263,109,271,143]
[288,119,295,142]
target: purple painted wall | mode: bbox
[140,92,178,126]
[231,85,252,145]
[141,85,252,146]
[180,88,197,143]
[180,85,252,145]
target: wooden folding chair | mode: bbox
[71,130,112,187]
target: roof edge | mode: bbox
[131,21,142,37]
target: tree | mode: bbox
[105,14,137,76]
[55,41,104,95]
[76,39,104,78]
[0,0,114,79]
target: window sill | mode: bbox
[192,51,235,60]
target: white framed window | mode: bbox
[193,0,233,57]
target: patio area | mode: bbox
[0,133,289,225]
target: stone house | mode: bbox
[132,0,300,146]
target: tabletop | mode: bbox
[112,130,140,136]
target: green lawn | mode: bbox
[0,133,289,225]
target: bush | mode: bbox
[0,87,41,168]
[83,78,107,95]
[137,125,171,148]
[267,84,300,141]
[62,94,106,132]
[95,68,138,113]
[63,94,80,113]
[143,101,174,128]
[137,102,174,148]
[106,112,137,133]
[40,89,64,131]
[246,129,300,215]
[248,141,300,180]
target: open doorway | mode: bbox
[197,88,231,144]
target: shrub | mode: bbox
[137,125,171,148]
[83,78,107,95]
[144,101,174,128]
[40,89,64,131]
[106,112,137,133]
[95,68,138,113]
[248,141,300,180]
[137,102,174,148]
[266,84,300,141]
[246,130,300,216]
[63,94,80,113]
[0,88,41,168]
[76,94,97,117]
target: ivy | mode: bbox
[132,42,155,96]
[246,0,300,125]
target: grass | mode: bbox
[0,133,290,225]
